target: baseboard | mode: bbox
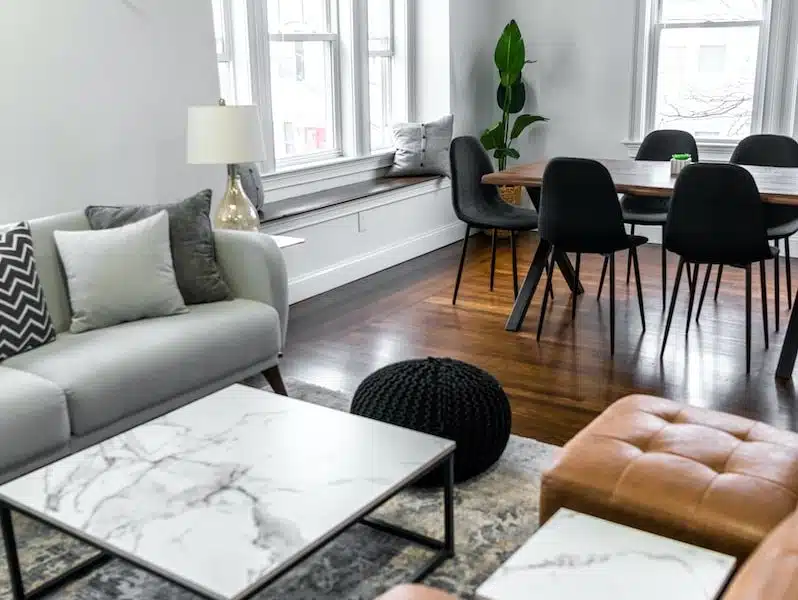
[288,221,465,304]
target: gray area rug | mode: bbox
[0,378,556,599]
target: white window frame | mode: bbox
[368,0,395,150]
[213,0,412,179]
[627,0,798,161]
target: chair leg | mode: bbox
[661,257,686,359]
[746,264,752,374]
[544,264,554,299]
[597,255,609,300]
[536,250,557,342]
[696,264,713,323]
[787,238,793,310]
[572,253,581,321]
[714,264,724,302]
[632,246,645,332]
[610,253,616,357]
[760,260,769,350]
[775,251,780,332]
[452,225,471,305]
[685,263,699,336]
[511,231,519,299]
[626,224,635,285]
[489,229,498,292]
[661,235,667,310]
[263,366,288,396]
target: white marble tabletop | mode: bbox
[476,509,736,600]
[0,384,454,600]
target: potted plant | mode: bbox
[481,19,547,206]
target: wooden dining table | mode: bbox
[482,158,798,380]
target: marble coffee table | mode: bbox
[0,385,455,600]
[476,509,736,600]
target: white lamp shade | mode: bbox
[187,105,266,164]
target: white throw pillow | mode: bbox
[387,114,454,177]
[54,211,187,333]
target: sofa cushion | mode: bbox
[0,366,70,474]
[25,212,91,334]
[3,299,281,436]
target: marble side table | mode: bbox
[476,509,736,600]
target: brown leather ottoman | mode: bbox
[540,395,798,559]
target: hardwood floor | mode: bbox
[282,232,798,447]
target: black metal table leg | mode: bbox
[776,290,798,380]
[2,504,112,600]
[1,506,25,600]
[360,452,456,583]
[554,251,585,295]
[505,240,552,332]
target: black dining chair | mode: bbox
[704,135,798,331]
[449,136,545,305]
[661,163,777,374]
[536,158,647,356]
[616,130,699,308]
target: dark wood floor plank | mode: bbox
[282,232,798,446]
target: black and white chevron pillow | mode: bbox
[0,223,56,361]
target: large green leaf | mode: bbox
[494,20,525,80]
[510,114,547,140]
[494,147,521,160]
[497,81,526,114]
[480,121,506,151]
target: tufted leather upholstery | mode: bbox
[540,395,798,559]
[723,508,798,600]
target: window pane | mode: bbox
[369,56,392,149]
[661,0,763,22]
[217,61,236,105]
[368,0,392,53]
[211,0,227,56]
[267,0,330,34]
[270,41,335,159]
[654,26,759,139]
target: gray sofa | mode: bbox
[0,211,288,484]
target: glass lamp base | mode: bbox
[214,171,260,231]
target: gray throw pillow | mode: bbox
[386,114,454,177]
[54,211,187,334]
[85,190,231,305]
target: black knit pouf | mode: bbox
[350,357,511,486]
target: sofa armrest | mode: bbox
[214,230,289,346]
[375,585,456,600]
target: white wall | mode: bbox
[491,0,639,162]
[449,0,497,139]
[0,0,224,223]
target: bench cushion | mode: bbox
[0,367,70,474]
[540,395,798,559]
[4,299,281,436]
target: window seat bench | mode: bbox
[259,176,443,223]
[258,174,457,305]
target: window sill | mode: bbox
[622,140,739,163]
[261,151,396,193]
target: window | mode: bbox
[211,0,410,173]
[368,0,394,150]
[212,0,237,104]
[267,0,338,163]
[651,0,765,140]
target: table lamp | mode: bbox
[187,100,266,231]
